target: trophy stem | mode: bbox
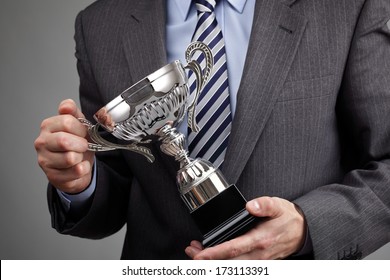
[157,124,191,168]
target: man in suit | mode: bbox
[34,0,390,259]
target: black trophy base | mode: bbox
[190,184,259,248]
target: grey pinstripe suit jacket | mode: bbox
[48,0,390,259]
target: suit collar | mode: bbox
[221,0,307,183]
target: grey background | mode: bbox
[0,0,388,259]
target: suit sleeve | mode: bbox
[294,0,390,259]
[47,10,132,239]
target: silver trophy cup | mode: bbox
[79,42,258,247]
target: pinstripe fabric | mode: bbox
[47,0,390,260]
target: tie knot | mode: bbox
[195,0,216,13]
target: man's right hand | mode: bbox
[34,99,95,194]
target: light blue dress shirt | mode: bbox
[58,0,255,211]
[166,0,255,119]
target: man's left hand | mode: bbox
[185,196,306,260]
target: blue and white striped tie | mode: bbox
[188,0,232,168]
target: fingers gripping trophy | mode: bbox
[79,42,258,247]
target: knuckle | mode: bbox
[228,247,241,259]
[224,240,244,259]
[40,119,50,131]
[34,137,45,150]
[63,152,78,166]
[74,162,89,177]
[56,133,71,150]
[255,236,274,251]
[73,164,84,177]
[62,115,75,132]
[37,156,47,168]
[261,197,272,212]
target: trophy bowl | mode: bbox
[94,60,188,140]
[79,41,212,161]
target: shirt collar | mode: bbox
[173,0,248,20]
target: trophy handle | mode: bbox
[184,41,213,133]
[78,118,155,163]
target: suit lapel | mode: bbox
[222,0,307,183]
[120,0,181,174]
[121,0,167,82]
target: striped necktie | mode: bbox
[188,0,232,168]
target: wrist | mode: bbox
[292,203,313,256]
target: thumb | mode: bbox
[58,99,85,119]
[246,196,283,219]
